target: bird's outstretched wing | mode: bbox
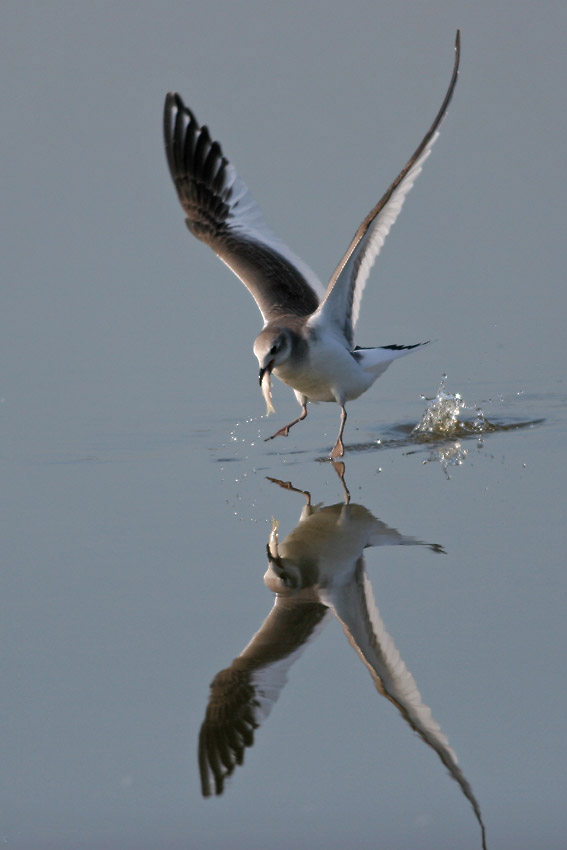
[330,556,487,850]
[164,94,326,322]
[198,598,329,796]
[309,30,460,346]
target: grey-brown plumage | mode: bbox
[164,94,322,320]
[198,599,328,797]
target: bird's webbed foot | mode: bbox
[264,403,308,443]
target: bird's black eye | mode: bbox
[269,344,278,355]
[280,570,298,589]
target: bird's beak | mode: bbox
[258,359,275,386]
[266,542,283,567]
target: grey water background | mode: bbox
[2,2,566,849]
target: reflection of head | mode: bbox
[264,545,319,594]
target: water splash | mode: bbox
[412,376,495,440]
[410,377,498,478]
[420,439,468,478]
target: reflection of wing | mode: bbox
[199,597,328,796]
[329,559,487,850]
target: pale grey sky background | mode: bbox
[3,3,566,849]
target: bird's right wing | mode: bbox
[164,94,326,322]
[330,557,487,850]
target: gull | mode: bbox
[197,474,487,850]
[198,474,446,798]
[163,32,460,458]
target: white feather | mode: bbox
[309,133,440,340]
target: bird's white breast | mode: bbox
[274,334,375,403]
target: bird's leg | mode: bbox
[266,476,312,506]
[331,460,351,504]
[265,402,308,442]
[330,406,347,459]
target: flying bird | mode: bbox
[163,32,460,457]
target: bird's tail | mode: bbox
[353,342,431,377]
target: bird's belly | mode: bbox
[274,345,372,403]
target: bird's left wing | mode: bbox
[308,31,460,346]
[164,94,326,322]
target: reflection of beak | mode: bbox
[258,359,274,386]
[266,543,284,569]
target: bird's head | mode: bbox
[253,327,293,382]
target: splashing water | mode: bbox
[422,439,468,478]
[411,377,497,478]
[412,376,494,440]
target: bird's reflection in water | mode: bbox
[199,464,487,849]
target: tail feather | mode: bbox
[353,341,431,376]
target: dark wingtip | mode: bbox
[164,91,198,130]
[163,92,180,161]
